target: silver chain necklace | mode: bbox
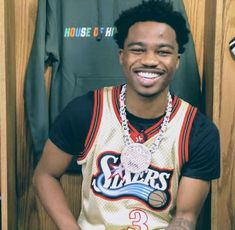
[119,84,172,173]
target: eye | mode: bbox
[129,48,145,54]
[158,50,173,56]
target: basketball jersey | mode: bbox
[77,86,197,230]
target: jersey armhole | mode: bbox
[178,105,197,169]
[78,88,104,161]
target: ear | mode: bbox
[119,49,124,65]
[176,54,181,69]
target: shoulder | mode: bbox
[190,109,220,160]
[177,96,219,139]
[62,85,117,117]
[192,110,219,140]
[64,91,94,113]
[176,97,220,180]
[48,91,95,155]
[182,109,220,180]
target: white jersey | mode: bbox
[77,86,197,230]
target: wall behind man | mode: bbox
[1,0,234,229]
[0,0,17,229]
[210,1,235,229]
[14,1,207,229]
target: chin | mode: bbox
[137,88,163,98]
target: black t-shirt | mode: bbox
[49,91,220,181]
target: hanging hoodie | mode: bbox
[24,0,202,162]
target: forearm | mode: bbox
[33,173,79,230]
[165,217,196,230]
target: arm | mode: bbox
[33,139,80,230]
[166,176,210,230]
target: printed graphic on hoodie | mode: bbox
[64,26,116,38]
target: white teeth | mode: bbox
[137,72,159,79]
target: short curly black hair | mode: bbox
[113,0,189,54]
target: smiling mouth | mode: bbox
[137,71,160,79]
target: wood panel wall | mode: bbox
[183,0,205,82]
[14,0,44,228]
[14,0,81,229]
[12,1,207,229]
[1,0,234,229]
[211,0,235,229]
[0,0,17,229]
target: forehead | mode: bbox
[125,21,177,46]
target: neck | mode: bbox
[125,88,169,119]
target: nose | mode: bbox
[141,51,158,67]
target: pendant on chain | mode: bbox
[121,143,151,174]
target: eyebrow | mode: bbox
[127,42,145,47]
[127,42,176,50]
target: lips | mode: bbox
[131,68,167,87]
[137,71,160,79]
[134,68,165,79]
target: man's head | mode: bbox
[114,0,189,54]
[114,1,190,99]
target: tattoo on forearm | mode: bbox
[165,217,196,230]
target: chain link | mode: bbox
[119,84,172,154]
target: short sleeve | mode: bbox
[181,111,220,181]
[49,91,94,155]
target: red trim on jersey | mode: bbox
[112,85,121,120]
[146,96,182,139]
[113,90,183,143]
[78,88,104,161]
[178,105,197,169]
[171,96,182,119]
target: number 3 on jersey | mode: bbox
[127,209,148,230]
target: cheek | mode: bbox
[167,58,179,71]
[121,55,131,70]
[123,54,140,68]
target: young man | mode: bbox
[33,1,220,229]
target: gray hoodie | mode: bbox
[24,0,201,162]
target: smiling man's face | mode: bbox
[119,21,180,98]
